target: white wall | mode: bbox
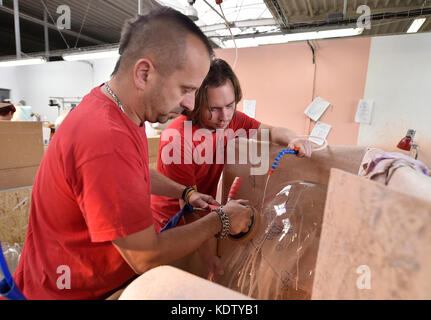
[1,57,116,124]
[0,66,21,103]
[358,32,431,167]
[92,57,117,86]
[12,60,94,123]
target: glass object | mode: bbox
[218,180,327,299]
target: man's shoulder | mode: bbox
[63,87,124,133]
[53,87,141,157]
[231,110,261,129]
[162,116,198,139]
[165,115,189,131]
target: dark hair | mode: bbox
[0,102,16,116]
[187,58,242,124]
[111,7,214,76]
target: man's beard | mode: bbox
[156,108,183,123]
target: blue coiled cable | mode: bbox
[269,148,298,175]
[0,241,26,300]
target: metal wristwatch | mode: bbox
[214,207,230,239]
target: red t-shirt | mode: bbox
[151,112,260,233]
[13,85,153,300]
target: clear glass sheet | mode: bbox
[218,181,327,299]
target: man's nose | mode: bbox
[220,107,229,120]
[180,93,195,111]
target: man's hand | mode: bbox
[188,191,220,209]
[289,138,312,158]
[222,199,252,235]
[198,248,224,282]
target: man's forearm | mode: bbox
[270,126,298,145]
[259,125,298,145]
[113,211,222,275]
[149,169,185,199]
[152,212,221,267]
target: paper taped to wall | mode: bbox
[304,97,331,121]
[355,99,374,124]
[309,121,331,145]
[243,100,256,118]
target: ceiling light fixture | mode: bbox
[283,27,364,42]
[0,57,46,67]
[222,27,364,48]
[62,48,119,61]
[185,0,198,21]
[407,18,426,33]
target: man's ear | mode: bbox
[133,58,155,90]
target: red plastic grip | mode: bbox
[228,177,242,200]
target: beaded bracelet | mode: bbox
[185,189,196,204]
[182,186,196,203]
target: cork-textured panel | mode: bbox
[0,187,32,246]
[312,169,431,299]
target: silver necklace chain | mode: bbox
[104,81,126,114]
[104,81,143,127]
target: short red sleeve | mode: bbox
[72,128,153,242]
[75,154,152,242]
[231,111,261,137]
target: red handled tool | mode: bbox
[228,177,242,201]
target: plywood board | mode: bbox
[312,169,431,299]
[0,187,32,246]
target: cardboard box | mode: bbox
[0,121,44,190]
[147,136,160,170]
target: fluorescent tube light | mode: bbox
[223,36,288,48]
[62,49,119,61]
[222,27,364,48]
[284,27,364,42]
[407,18,426,33]
[0,57,46,67]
